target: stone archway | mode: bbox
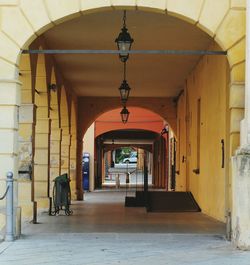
[0,1,247,246]
[78,97,176,138]
[84,107,169,190]
[0,1,245,179]
[94,107,167,138]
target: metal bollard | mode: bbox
[5,172,14,241]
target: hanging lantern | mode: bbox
[119,61,131,103]
[120,106,130,124]
[119,80,131,104]
[115,11,134,62]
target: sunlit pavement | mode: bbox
[104,167,152,187]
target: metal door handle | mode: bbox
[192,168,200,174]
[221,139,225,168]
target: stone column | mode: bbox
[232,0,250,249]
[76,135,84,200]
[70,101,77,200]
[70,135,77,200]
[49,87,61,196]
[32,54,51,210]
[18,104,35,217]
[33,117,51,208]
[34,92,50,205]
[18,54,34,218]
[49,127,62,195]
[0,78,20,232]
[240,0,250,146]
[247,0,250,143]
[60,132,71,175]
[137,148,144,170]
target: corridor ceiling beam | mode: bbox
[22,49,227,56]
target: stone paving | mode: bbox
[1,233,250,265]
[0,191,250,265]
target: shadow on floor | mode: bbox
[22,191,226,236]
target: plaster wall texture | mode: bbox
[177,43,229,222]
[176,90,187,191]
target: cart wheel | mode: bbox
[65,209,73,216]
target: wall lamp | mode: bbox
[48,83,57,92]
[161,126,169,135]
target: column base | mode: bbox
[232,146,250,249]
[5,234,15,242]
[76,189,84,201]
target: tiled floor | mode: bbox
[22,191,225,235]
[1,191,249,265]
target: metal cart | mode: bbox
[51,173,73,216]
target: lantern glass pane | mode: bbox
[120,89,126,99]
[118,42,130,52]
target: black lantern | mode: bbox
[120,106,130,124]
[115,11,134,62]
[119,80,131,104]
[119,61,131,103]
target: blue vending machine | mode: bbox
[82,152,90,191]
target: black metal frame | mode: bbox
[0,186,9,200]
[22,49,227,55]
[51,174,73,216]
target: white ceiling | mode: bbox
[43,10,213,97]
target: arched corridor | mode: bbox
[0,0,249,253]
[3,6,231,228]
[83,107,169,191]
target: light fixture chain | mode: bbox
[123,10,126,28]
[124,61,126,80]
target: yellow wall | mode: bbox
[177,44,229,222]
[176,90,187,191]
[83,123,95,192]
